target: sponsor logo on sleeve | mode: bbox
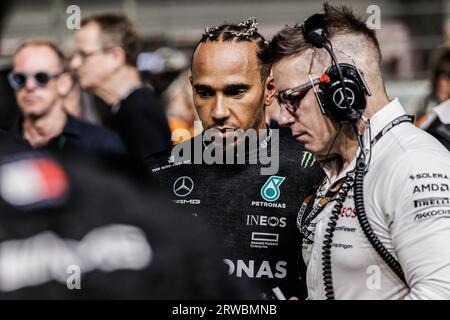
[413,183,449,194]
[409,173,449,180]
[414,208,450,222]
[414,197,450,208]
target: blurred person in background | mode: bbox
[70,13,172,163]
[8,39,126,158]
[417,49,450,150]
[64,56,103,125]
[163,70,200,143]
[416,48,450,122]
[0,133,249,299]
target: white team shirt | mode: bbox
[303,98,450,299]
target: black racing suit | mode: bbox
[146,126,323,299]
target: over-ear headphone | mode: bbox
[301,14,371,123]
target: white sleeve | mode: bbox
[389,150,450,300]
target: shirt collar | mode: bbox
[62,115,81,138]
[365,97,407,140]
[322,98,407,184]
[13,114,79,143]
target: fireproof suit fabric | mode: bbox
[0,136,249,299]
[146,126,323,299]
[303,98,450,300]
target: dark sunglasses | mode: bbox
[276,77,322,113]
[7,71,63,90]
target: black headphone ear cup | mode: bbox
[319,64,368,123]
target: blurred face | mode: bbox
[12,45,65,118]
[70,22,116,89]
[191,41,274,144]
[272,53,340,158]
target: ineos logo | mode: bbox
[173,176,194,197]
[332,87,355,109]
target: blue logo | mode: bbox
[261,176,286,202]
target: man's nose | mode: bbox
[211,96,230,122]
[24,76,37,91]
[278,105,296,127]
[70,54,81,70]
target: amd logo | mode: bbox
[223,259,287,279]
[246,215,286,228]
[413,183,449,194]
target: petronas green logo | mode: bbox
[301,151,315,168]
[261,176,286,202]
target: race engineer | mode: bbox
[268,3,450,299]
[146,18,322,300]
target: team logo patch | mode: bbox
[333,87,355,108]
[260,176,285,202]
[173,176,194,197]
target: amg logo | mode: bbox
[413,184,449,193]
[173,199,201,205]
[414,197,450,208]
[414,209,450,221]
[246,215,286,228]
[223,259,287,279]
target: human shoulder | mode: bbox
[68,116,123,142]
[118,86,162,115]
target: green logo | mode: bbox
[301,151,315,168]
[261,176,286,202]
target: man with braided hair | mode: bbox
[147,18,322,299]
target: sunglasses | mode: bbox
[276,77,322,114]
[8,71,63,90]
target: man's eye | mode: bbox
[225,88,246,96]
[196,89,214,98]
[289,91,307,107]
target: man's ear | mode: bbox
[109,46,126,69]
[264,73,276,106]
[57,73,73,97]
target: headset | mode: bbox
[301,14,371,124]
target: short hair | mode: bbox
[81,13,141,66]
[431,48,450,94]
[191,18,271,81]
[13,38,67,71]
[268,3,382,68]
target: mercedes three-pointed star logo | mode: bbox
[173,176,194,197]
[332,87,355,109]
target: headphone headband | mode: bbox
[301,14,370,123]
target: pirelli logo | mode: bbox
[414,197,450,208]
